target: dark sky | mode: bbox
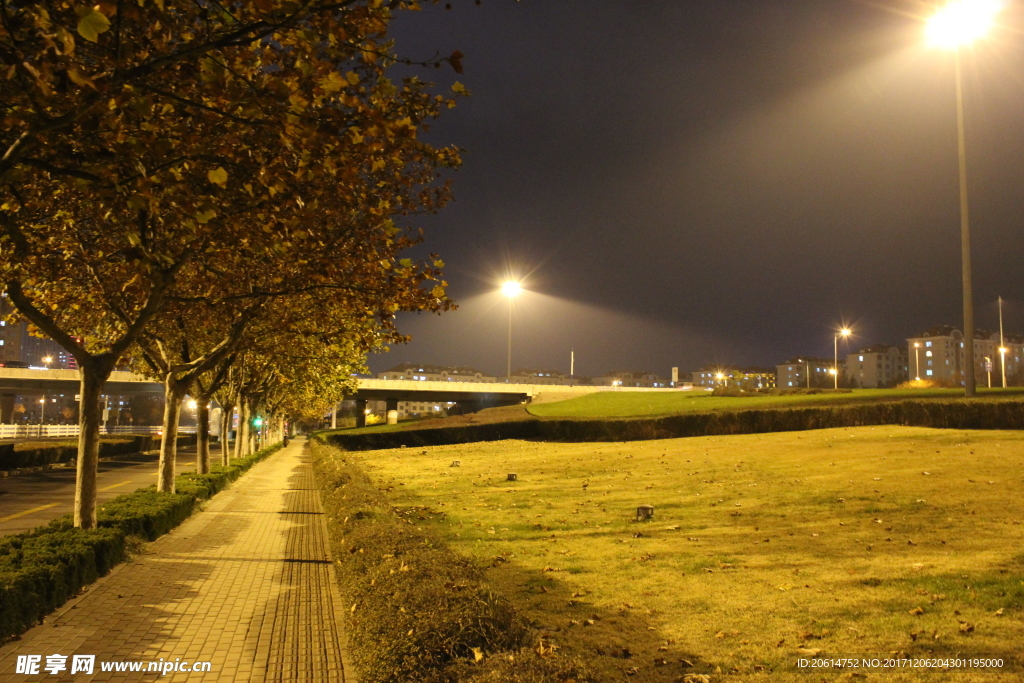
[369,0,1024,379]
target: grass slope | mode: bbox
[527,388,1024,419]
[349,426,1024,681]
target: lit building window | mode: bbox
[925,351,932,357]
[926,370,933,376]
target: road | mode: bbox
[0,448,209,537]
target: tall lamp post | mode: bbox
[914,342,922,381]
[998,295,1006,388]
[501,281,522,379]
[834,328,851,389]
[925,0,1003,397]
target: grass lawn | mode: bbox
[348,426,1024,681]
[527,387,1024,419]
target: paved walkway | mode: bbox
[0,438,353,682]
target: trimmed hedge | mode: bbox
[311,440,596,683]
[322,399,1024,451]
[0,442,282,642]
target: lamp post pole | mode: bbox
[999,295,1006,388]
[954,51,976,397]
[925,0,1003,397]
[914,342,921,381]
[500,281,522,380]
[834,328,851,390]
[834,337,839,390]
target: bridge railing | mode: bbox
[0,425,196,439]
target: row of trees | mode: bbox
[1,1,464,527]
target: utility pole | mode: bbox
[999,295,1006,388]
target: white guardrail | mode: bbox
[357,378,691,397]
[0,425,195,439]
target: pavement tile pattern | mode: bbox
[0,438,353,682]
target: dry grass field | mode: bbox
[345,426,1024,681]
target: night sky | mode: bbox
[369,1,1024,379]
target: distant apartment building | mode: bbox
[907,326,1024,386]
[776,356,843,389]
[506,369,579,385]
[0,298,75,369]
[691,366,776,390]
[593,370,672,388]
[375,363,497,418]
[846,344,908,388]
[377,363,495,383]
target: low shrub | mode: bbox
[0,442,283,642]
[321,399,1024,452]
[312,442,583,683]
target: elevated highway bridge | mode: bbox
[0,368,686,427]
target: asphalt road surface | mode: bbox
[0,447,213,537]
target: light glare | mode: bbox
[926,0,1003,48]
[501,281,522,298]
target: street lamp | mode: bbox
[716,372,726,388]
[42,356,53,369]
[999,346,1008,388]
[914,342,922,381]
[834,328,851,389]
[39,398,45,428]
[501,281,522,378]
[925,0,1004,397]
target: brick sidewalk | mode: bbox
[0,438,354,682]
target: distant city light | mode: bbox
[926,0,1003,48]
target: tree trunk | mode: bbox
[75,361,109,529]
[158,379,187,492]
[237,400,250,458]
[196,396,212,474]
[220,403,234,466]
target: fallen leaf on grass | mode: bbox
[796,647,822,656]
[472,647,484,662]
[909,607,925,616]
[958,621,975,634]
[995,608,1005,616]
[681,675,710,683]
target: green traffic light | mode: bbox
[253,417,264,427]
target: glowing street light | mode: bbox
[834,328,851,389]
[39,397,46,426]
[42,356,53,369]
[926,0,1003,48]
[925,0,1004,397]
[914,342,922,381]
[501,281,522,378]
